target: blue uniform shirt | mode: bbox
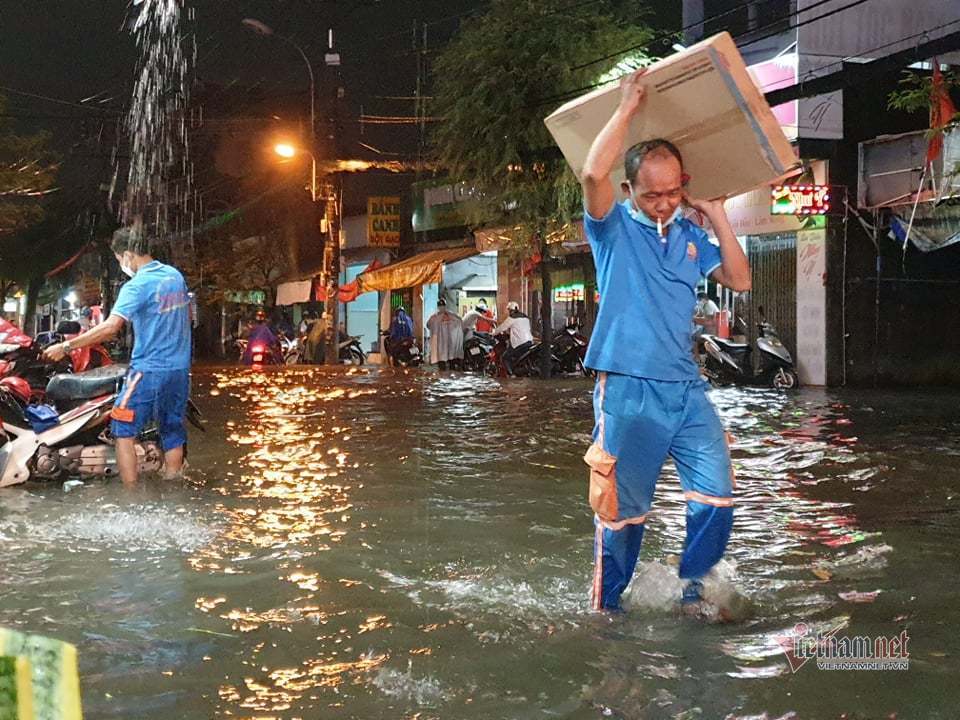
[584,200,722,381]
[112,260,192,371]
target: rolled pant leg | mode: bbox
[592,518,644,610]
[669,383,734,587]
[586,374,670,611]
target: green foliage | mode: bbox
[887,68,960,117]
[430,0,655,258]
[0,95,59,239]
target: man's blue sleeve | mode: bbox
[583,200,619,243]
[692,225,723,279]
[111,278,143,321]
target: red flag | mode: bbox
[926,61,958,166]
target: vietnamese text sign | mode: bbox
[368,197,401,247]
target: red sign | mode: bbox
[771,185,831,216]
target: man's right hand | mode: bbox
[618,69,647,117]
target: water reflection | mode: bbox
[1,370,958,718]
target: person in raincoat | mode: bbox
[426,297,464,370]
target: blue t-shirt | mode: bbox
[584,200,722,381]
[112,260,192,371]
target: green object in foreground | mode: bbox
[0,629,82,720]
[0,657,35,720]
[0,656,35,720]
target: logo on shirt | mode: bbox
[687,242,698,260]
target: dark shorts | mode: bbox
[111,368,190,451]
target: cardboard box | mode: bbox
[544,32,800,201]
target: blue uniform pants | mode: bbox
[585,372,733,611]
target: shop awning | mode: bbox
[357,246,478,293]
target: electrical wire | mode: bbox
[532,0,875,109]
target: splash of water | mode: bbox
[119,0,194,246]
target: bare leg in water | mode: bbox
[163,445,184,479]
[115,436,139,486]
[116,438,184,484]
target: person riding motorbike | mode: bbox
[492,301,533,376]
[385,305,414,366]
[241,309,279,364]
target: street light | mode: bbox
[242,18,316,200]
[274,143,297,159]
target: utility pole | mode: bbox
[323,27,344,366]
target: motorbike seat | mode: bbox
[46,364,128,402]
[713,338,749,351]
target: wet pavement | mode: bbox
[0,365,958,719]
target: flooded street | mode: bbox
[1,366,958,719]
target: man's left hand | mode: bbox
[684,194,727,218]
[43,343,68,363]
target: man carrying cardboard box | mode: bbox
[580,69,751,615]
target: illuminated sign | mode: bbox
[771,185,831,216]
[367,196,401,247]
[553,283,585,303]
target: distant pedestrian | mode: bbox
[426,297,463,370]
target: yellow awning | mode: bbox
[357,246,478,292]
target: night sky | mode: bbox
[1,1,680,220]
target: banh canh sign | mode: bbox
[367,197,401,247]
[771,185,831,216]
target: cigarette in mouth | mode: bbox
[657,217,663,237]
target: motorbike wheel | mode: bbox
[347,348,365,365]
[483,359,500,377]
[771,367,800,390]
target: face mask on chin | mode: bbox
[625,197,683,230]
[120,254,136,278]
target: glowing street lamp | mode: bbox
[272,142,317,202]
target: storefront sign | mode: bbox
[553,283,585,302]
[411,180,479,233]
[367,197,401,247]
[771,185,831,215]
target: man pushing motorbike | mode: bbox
[44,225,192,486]
[580,69,751,614]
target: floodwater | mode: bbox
[1,366,957,719]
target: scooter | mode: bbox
[552,323,592,376]
[338,335,366,365]
[700,317,799,389]
[0,319,112,401]
[235,338,282,366]
[483,334,560,378]
[381,331,422,367]
[0,364,205,487]
[463,331,495,372]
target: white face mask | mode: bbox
[120,254,136,277]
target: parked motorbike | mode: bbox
[338,335,366,365]
[0,319,111,401]
[700,317,799,389]
[552,323,592,376]
[483,334,560,378]
[381,331,422,367]
[463,331,495,372]
[278,331,303,365]
[0,364,203,487]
